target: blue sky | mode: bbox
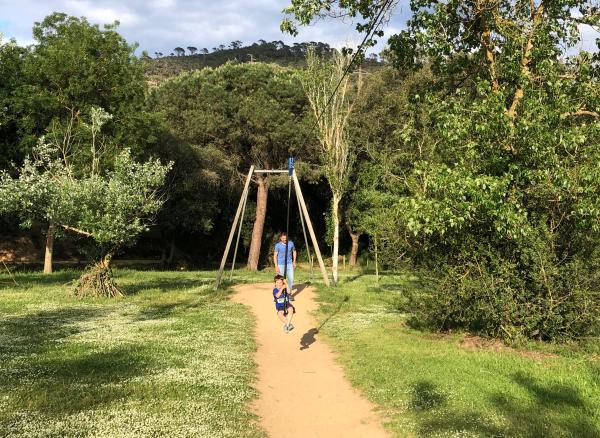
[0,1,597,55]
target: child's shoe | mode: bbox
[283,324,289,333]
[287,323,295,332]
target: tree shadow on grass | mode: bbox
[0,306,155,428]
[489,372,600,437]
[410,380,447,411]
[0,345,153,420]
[6,270,81,288]
[121,277,213,295]
[341,273,365,284]
[135,298,205,320]
[0,307,109,355]
[416,372,600,438]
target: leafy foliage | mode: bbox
[0,108,172,295]
[0,142,171,254]
[314,1,600,340]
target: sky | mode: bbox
[0,0,598,55]
[0,0,409,55]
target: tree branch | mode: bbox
[60,224,93,238]
[505,0,545,119]
[561,109,599,118]
[477,0,499,91]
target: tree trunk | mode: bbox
[247,176,269,270]
[160,244,167,269]
[167,238,176,265]
[345,221,360,267]
[74,252,122,298]
[374,237,379,283]
[43,222,54,274]
[101,253,113,269]
[332,193,340,285]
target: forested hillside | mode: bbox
[144,40,381,84]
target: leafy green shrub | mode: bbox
[412,249,600,341]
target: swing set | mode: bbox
[214,157,330,289]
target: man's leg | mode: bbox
[287,264,294,292]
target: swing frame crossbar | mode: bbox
[253,169,288,174]
[214,166,330,289]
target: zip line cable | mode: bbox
[283,158,294,307]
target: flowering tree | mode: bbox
[0,108,172,297]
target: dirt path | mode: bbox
[232,282,388,438]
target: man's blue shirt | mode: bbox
[274,241,295,265]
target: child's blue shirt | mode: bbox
[273,287,289,309]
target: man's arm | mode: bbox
[274,250,280,273]
[292,248,297,267]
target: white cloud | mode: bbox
[578,24,600,52]
[0,0,595,56]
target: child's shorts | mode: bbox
[276,304,296,315]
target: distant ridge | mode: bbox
[144,40,382,85]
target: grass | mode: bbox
[0,268,265,437]
[3,265,599,437]
[311,270,600,438]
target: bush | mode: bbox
[412,251,600,342]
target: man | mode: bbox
[274,232,297,296]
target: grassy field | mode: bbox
[312,271,600,438]
[3,266,600,437]
[0,268,266,438]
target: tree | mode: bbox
[282,1,391,59]
[282,0,600,340]
[187,46,198,55]
[0,36,28,170]
[0,108,172,297]
[302,48,358,284]
[6,13,148,273]
[174,47,185,56]
[230,40,243,49]
[150,63,315,269]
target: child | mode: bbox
[273,274,295,333]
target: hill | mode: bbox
[143,40,381,85]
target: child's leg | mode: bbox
[286,307,294,325]
[277,310,287,324]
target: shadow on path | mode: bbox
[291,282,310,299]
[300,328,319,350]
[299,295,349,351]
